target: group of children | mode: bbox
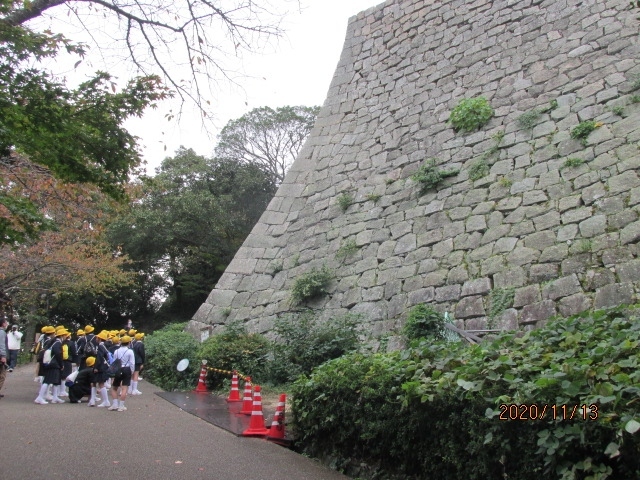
[33,325,146,412]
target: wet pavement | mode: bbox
[156,391,294,446]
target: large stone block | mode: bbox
[520,300,557,325]
[455,295,486,319]
[594,283,635,308]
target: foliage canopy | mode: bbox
[215,105,320,185]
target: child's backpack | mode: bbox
[107,358,122,378]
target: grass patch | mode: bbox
[562,157,585,169]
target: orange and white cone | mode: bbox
[226,371,242,402]
[242,385,270,437]
[266,393,287,441]
[239,377,253,415]
[194,360,209,393]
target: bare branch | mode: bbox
[2,0,288,117]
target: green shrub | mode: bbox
[571,120,600,145]
[449,96,494,132]
[403,303,448,341]
[144,322,201,391]
[290,265,333,305]
[411,159,459,194]
[197,321,271,389]
[269,310,361,384]
[292,307,640,479]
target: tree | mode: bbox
[1,7,170,244]
[0,155,135,326]
[107,148,276,319]
[215,105,321,185]
[0,0,287,245]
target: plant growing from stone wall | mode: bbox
[366,193,382,203]
[337,192,354,212]
[403,303,447,341]
[517,109,543,130]
[516,100,558,130]
[561,157,585,170]
[468,159,490,181]
[411,159,459,194]
[448,96,494,132]
[571,120,601,146]
[467,130,504,181]
[335,238,359,262]
[487,287,515,327]
[290,265,333,305]
[270,260,284,276]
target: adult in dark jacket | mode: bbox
[69,357,95,403]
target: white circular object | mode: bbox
[176,358,190,372]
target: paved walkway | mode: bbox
[0,364,350,480]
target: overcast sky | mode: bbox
[121,0,383,174]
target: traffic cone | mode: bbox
[226,371,242,402]
[239,377,253,415]
[194,360,209,393]
[266,393,287,441]
[242,385,270,437]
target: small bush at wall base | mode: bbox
[290,265,333,304]
[449,96,494,132]
[269,310,361,384]
[144,322,201,391]
[403,303,447,341]
[198,320,271,389]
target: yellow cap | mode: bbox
[121,335,132,344]
[135,333,144,340]
[84,325,95,333]
[77,329,85,335]
[85,356,96,367]
[96,330,109,341]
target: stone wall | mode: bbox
[188,0,640,345]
